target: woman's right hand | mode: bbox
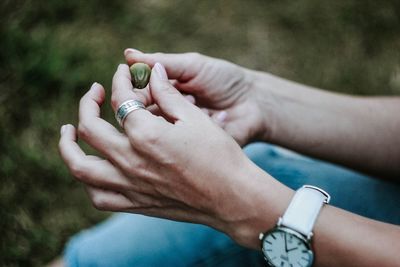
[124,49,269,146]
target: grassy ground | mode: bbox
[1,0,399,266]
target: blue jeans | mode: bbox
[64,143,400,267]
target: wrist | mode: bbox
[245,69,284,144]
[247,70,321,145]
[219,159,293,249]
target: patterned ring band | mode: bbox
[115,100,145,127]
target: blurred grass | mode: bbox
[0,0,399,266]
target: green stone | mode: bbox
[130,63,151,89]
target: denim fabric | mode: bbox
[247,144,400,224]
[64,143,400,267]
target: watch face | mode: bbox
[261,227,313,267]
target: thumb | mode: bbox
[124,50,203,82]
[150,62,196,121]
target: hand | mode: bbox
[124,49,267,146]
[58,63,274,245]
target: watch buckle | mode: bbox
[302,185,331,204]
[276,217,283,226]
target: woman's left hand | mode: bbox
[58,63,276,245]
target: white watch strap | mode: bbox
[280,185,330,237]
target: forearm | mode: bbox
[313,204,400,267]
[226,165,400,267]
[249,70,400,178]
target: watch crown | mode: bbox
[307,231,314,240]
[259,233,264,240]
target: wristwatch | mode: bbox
[259,185,330,267]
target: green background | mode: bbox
[1,0,399,266]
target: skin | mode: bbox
[56,51,400,267]
[249,72,400,179]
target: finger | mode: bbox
[111,64,170,143]
[146,95,195,117]
[111,64,153,111]
[146,104,159,114]
[59,124,131,191]
[185,94,196,104]
[86,185,132,211]
[211,110,228,126]
[201,107,211,116]
[124,49,204,81]
[124,48,143,54]
[170,79,179,87]
[111,64,158,126]
[131,205,213,227]
[59,124,86,161]
[86,185,190,214]
[150,62,200,121]
[78,82,132,159]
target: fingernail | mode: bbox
[124,48,142,56]
[201,108,210,116]
[153,62,168,81]
[216,111,227,123]
[90,82,99,90]
[185,95,196,104]
[60,125,66,135]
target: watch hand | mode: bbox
[284,233,288,252]
[283,233,291,264]
[287,247,298,252]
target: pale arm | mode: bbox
[58,62,400,267]
[228,165,400,267]
[249,71,400,178]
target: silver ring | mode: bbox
[115,100,145,127]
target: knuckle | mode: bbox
[115,153,152,179]
[58,138,65,152]
[133,161,152,178]
[144,131,161,145]
[127,130,143,144]
[126,118,166,153]
[153,52,165,58]
[187,52,202,62]
[78,96,87,108]
[138,193,162,208]
[162,84,177,94]
[91,195,108,211]
[117,157,137,175]
[69,161,86,180]
[77,122,90,139]
[126,164,138,177]
[131,129,160,149]
[110,93,120,111]
[114,154,145,178]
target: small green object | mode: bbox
[130,63,151,89]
